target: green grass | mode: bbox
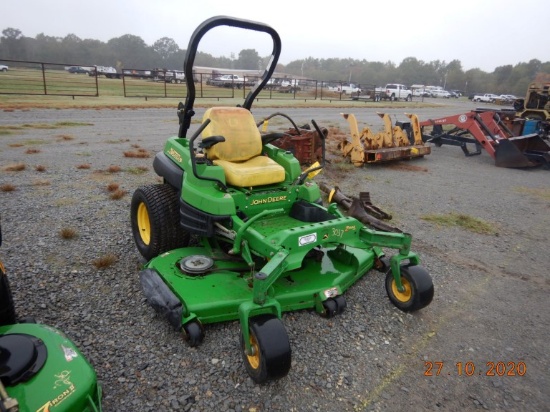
[421,212,497,235]
[126,167,149,175]
[515,187,550,201]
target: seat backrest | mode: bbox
[202,107,262,162]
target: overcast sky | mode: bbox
[2,0,549,72]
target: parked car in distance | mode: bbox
[413,88,431,97]
[0,64,8,72]
[472,93,500,103]
[68,66,92,74]
[431,89,452,98]
[499,94,518,102]
[88,66,119,78]
[162,70,185,83]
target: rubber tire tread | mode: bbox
[183,322,204,347]
[131,184,189,261]
[321,298,338,318]
[0,267,17,326]
[385,265,434,312]
[240,315,291,384]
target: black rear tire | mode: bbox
[0,265,17,326]
[130,184,189,261]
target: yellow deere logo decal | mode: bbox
[168,147,182,163]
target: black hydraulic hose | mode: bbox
[256,112,301,135]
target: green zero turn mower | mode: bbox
[130,16,434,384]
[0,219,102,411]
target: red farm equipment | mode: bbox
[420,110,550,169]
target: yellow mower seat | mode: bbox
[201,107,286,187]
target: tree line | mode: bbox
[1,27,549,97]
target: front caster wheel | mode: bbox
[385,265,434,312]
[182,321,204,347]
[240,315,291,384]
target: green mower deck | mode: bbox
[143,243,375,324]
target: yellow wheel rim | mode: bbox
[391,277,412,302]
[246,333,260,370]
[136,202,151,245]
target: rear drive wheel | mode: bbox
[385,265,434,312]
[131,184,189,261]
[0,265,17,326]
[240,315,291,383]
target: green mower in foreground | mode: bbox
[130,16,434,383]
[0,220,102,411]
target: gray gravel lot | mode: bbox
[1,100,549,411]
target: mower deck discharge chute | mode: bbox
[420,110,550,169]
[130,16,434,384]
[339,112,431,166]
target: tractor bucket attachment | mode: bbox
[339,113,430,166]
[420,110,550,169]
[495,134,550,168]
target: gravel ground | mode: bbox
[1,101,549,411]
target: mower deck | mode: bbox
[143,243,374,325]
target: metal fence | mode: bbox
[0,59,98,97]
[0,59,384,102]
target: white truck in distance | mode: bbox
[328,83,361,95]
[473,93,499,103]
[375,84,412,101]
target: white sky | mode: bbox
[2,0,549,72]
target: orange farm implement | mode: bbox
[339,113,431,166]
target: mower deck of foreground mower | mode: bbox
[0,219,102,412]
[130,16,434,384]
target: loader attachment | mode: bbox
[420,110,550,169]
[495,134,550,168]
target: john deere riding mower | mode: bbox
[0,218,102,411]
[130,16,434,383]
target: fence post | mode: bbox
[41,63,47,95]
